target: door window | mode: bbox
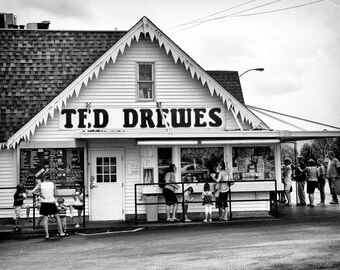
[96,157,117,183]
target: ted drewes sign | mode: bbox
[59,107,224,130]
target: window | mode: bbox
[157,148,172,183]
[232,147,275,180]
[96,157,117,183]
[180,147,224,183]
[137,63,154,100]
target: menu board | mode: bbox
[20,148,84,188]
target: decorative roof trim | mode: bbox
[5,16,268,149]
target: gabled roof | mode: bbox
[0,16,268,148]
[0,30,127,142]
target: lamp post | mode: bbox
[239,68,264,77]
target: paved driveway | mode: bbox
[1,206,340,270]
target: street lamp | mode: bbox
[239,68,264,77]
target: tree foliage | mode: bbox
[299,138,339,162]
[281,143,296,163]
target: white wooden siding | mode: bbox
[27,37,247,143]
[0,149,15,187]
[0,149,16,218]
[0,37,254,220]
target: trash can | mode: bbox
[146,196,158,222]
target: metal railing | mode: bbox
[0,185,86,229]
[134,180,278,225]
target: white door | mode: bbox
[90,149,124,221]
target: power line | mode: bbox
[176,0,258,27]
[169,0,282,34]
[231,0,326,17]
[171,0,326,33]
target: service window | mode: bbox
[157,147,173,184]
[232,146,275,181]
[137,63,154,100]
[180,147,224,183]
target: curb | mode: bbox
[76,227,145,236]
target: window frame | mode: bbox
[136,62,155,101]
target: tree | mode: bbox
[299,138,339,162]
[281,142,296,163]
[300,143,315,162]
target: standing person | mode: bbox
[57,197,69,235]
[210,161,232,221]
[183,186,194,222]
[306,159,318,207]
[162,164,180,222]
[295,157,307,206]
[69,184,84,228]
[282,158,293,206]
[33,178,44,227]
[13,183,32,231]
[326,151,340,204]
[201,182,214,222]
[316,159,326,206]
[32,174,65,239]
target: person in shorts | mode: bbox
[69,184,84,228]
[13,183,32,231]
[282,158,293,206]
[57,197,69,235]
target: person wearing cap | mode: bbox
[282,158,293,206]
[326,151,340,204]
[306,159,318,207]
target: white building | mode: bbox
[1,17,338,222]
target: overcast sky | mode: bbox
[2,0,340,131]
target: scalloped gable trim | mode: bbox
[5,16,268,149]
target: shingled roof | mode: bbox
[207,71,244,104]
[0,27,245,143]
[0,30,127,142]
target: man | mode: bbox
[326,151,340,204]
[295,156,307,206]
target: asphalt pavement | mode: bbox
[1,183,339,240]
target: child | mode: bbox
[57,197,69,234]
[69,184,84,228]
[13,183,32,231]
[201,182,214,222]
[33,178,44,227]
[183,186,194,222]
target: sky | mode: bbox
[2,0,340,131]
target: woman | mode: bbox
[32,174,65,239]
[282,158,292,206]
[162,164,179,222]
[306,159,318,207]
[316,159,326,206]
[210,161,232,221]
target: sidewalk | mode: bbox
[1,185,339,240]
